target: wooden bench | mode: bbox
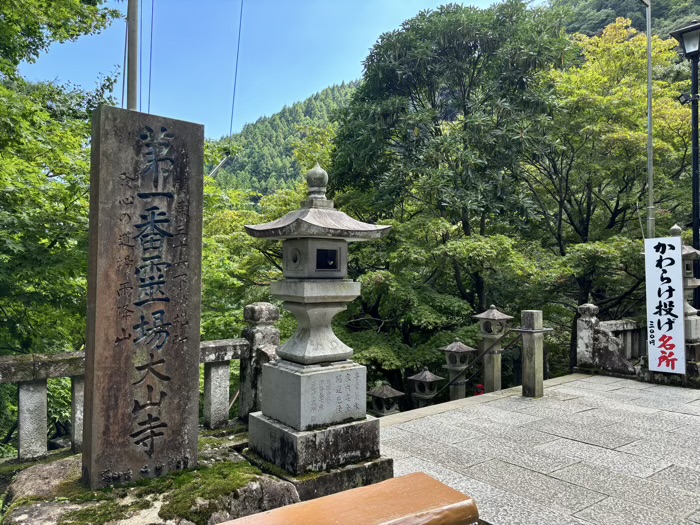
[223,472,479,525]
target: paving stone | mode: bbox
[429,411,559,447]
[477,492,594,525]
[535,438,671,477]
[648,465,700,493]
[574,496,690,525]
[382,433,492,470]
[576,376,629,385]
[524,419,638,449]
[690,510,700,524]
[456,404,544,426]
[380,443,410,460]
[552,463,700,517]
[633,397,700,416]
[617,439,700,469]
[391,456,507,504]
[397,418,485,444]
[465,460,605,515]
[458,435,579,474]
[565,381,634,392]
[380,425,413,441]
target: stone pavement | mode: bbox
[380,373,700,525]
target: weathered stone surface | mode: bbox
[0,353,84,384]
[291,457,393,501]
[243,303,280,325]
[576,304,599,367]
[521,310,544,398]
[18,379,47,461]
[83,106,204,489]
[71,376,84,453]
[248,412,380,475]
[200,339,248,363]
[8,455,81,502]
[4,450,299,525]
[240,304,280,422]
[261,360,366,430]
[204,362,231,429]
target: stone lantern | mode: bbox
[407,367,444,408]
[367,384,405,417]
[671,224,700,359]
[244,164,393,490]
[473,305,513,393]
[440,340,477,400]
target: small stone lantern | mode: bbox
[407,367,444,408]
[671,224,700,359]
[440,340,478,400]
[243,164,393,486]
[473,305,513,393]
[367,384,405,417]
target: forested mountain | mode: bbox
[553,0,700,37]
[211,82,357,194]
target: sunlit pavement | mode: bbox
[380,373,700,525]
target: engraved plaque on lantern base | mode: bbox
[261,360,366,431]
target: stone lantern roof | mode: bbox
[407,367,444,383]
[439,340,477,354]
[472,305,514,322]
[367,384,405,399]
[682,245,700,259]
[245,164,391,242]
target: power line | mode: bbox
[148,0,155,113]
[229,0,245,142]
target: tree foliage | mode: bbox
[0,0,119,77]
[211,83,356,194]
[552,0,700,37]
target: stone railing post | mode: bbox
[239,303,279,422]
[200,339,249,429]
[18,379,47,461]
[71,376,84,453]
[521,310,544,398]
[577,303,599,367]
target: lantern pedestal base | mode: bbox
[243,447,393,502]
[248,412,381,476]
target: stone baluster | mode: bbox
[71,376,84,453]
[239,303,280,422]
[18,380,47,461]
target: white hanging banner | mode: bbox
[645,237,685,374]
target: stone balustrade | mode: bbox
[0,338,249,462]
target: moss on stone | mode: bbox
[156,462,261,525]
[56,499,152,525]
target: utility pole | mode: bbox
[640,0,654,238]
[127,0,139,111]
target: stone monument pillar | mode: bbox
[83,106,203,489]
[244,165,393,499]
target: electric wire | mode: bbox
[228,0,245,147]
[147,0,155,113]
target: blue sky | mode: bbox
[19,0,490,139]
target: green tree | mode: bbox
[0,0,119,77]
[333,0,571,312]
